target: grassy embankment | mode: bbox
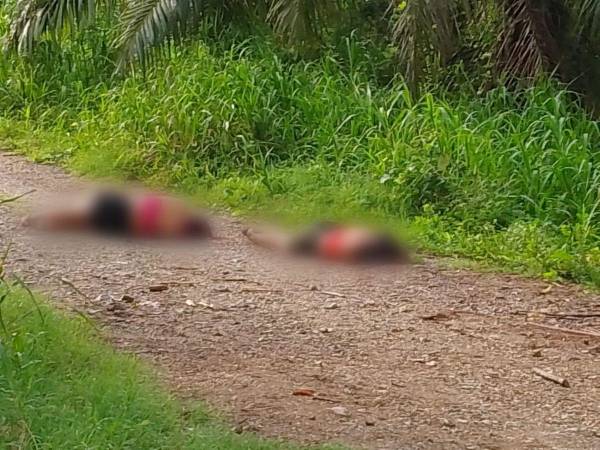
[0,269,334,449]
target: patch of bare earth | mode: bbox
[1,153,599,449]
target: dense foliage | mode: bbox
[5,1,600,97]
[2,3,600,284]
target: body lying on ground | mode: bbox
[243,222,410,265]
[22,189,212,239]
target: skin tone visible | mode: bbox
[242,227,294,251]
[244,225,403,263]
[130,195,194,237]
[21,195,92,231]
[23,192,209,239]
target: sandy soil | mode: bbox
[1,152,599,450]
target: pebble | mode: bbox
[120,294,134,303]
[331,406,350,417]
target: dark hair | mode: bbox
[183,216,212,238]
[360,234,408,264]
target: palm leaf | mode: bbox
[115,0,204,68]
[390,0,471,95]
[4,0,102,53]
[573,0,600,37]
[267,0,343,46]
[115,0,272,67]
[496,0,563,79]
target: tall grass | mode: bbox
[1,18,600,284]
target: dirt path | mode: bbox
[1,153,600,449]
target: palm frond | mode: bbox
[4,0,100,53]
[573,0,600,37]
[496,0,562,80]
[267,0,343,47]
[115,0,201,68]
[390,0,470,95]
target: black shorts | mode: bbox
[90,192,132,235]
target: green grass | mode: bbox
[0,279,334,449]
[2,18,600,285]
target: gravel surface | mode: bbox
[1,152,600,449]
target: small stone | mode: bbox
[365,419,376,426]
[324,303,338,310]
[319,328,333,334]
[532,349,542,357]
[331,406,350,417]
[293,388,316,397]
[425,360,437,366]
[120,294,134,303]
[149,284,168,292]
[185,299,196,307]
[214,287,231,293]
[309,284,319,291]
[94,293,111,302]
[441,418,456,428]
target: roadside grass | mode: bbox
[2,115,600,287]
[2,28,600,286]
[0,278,337,450]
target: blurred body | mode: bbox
[23,190,211,239]
[243,222,409,264]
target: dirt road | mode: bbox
[1,152,599,449]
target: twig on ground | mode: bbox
[212,277,262,284]
[197,301,216,310]
[542,312,600,319]
[0,189,36,205]
[312,395,338,403]
[320,291,346,298]
[421,312,455,321]
[533,368,570,387]
[241,288,282,293]
[528,323,600,339]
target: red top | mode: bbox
[135,195,162,236]
[317,228,347,260]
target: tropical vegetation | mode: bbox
[2,1,600,284]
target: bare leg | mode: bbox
[22,209,90,231]
[242,227,294,252]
